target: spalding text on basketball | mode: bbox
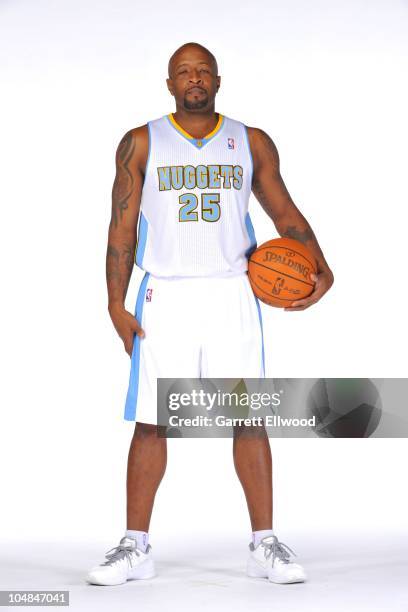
[263,250,311,279]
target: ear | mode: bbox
[216,75,221,92]
[166,78,175,96]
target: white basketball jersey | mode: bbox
[134,112,257,277]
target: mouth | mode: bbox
[186,87,206,95]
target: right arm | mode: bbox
[106,125,148,355]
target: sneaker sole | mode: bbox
[86,560,156,586]
[247,558,306,584]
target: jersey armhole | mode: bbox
[243,124,254,187]
[135,122,152,266]
[143,121,152,179]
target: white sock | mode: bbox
[125,529,149,552]
[252,529,274,548]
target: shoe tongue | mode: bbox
[120,536,137,547]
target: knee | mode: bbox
[133,422,166,439]
[233,423,267,440]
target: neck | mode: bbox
[172,106,218,139]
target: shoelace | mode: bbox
[101,542,140,567]
[261,535,297,565]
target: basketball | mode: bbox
[248,237,317,307]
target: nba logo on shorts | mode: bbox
[227,138,235,149]
[146,288,153,302]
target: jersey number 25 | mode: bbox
[179,193,221,223]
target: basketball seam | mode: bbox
[249,260,315,287]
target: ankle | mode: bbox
[125,529,149,552]
[252,529,274,548]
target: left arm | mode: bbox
[247,126,334,310]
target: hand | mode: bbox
[284,270,334,311]
[108,302,145,356]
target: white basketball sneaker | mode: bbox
[86,536,156,586]
[247,535,307,584]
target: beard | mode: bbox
[183,92,209,110]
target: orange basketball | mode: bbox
[248,237,317,307]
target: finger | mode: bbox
[286,300,306,308]
[284,299,317,311]
[290,285,326,307]
[286,296,314,308]
[131,318,145,338]
[284,304,312,311]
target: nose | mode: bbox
[189,69,203,84]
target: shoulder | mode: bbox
[245,126,279,157]
[244,126,280,172]
[115,124,149,171]
[116,124,149,154]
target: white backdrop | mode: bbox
[1,0,407,575]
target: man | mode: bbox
[86,42,334,586]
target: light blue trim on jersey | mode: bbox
[245,211,257,258]
[254,296,266,377]
[124,272,150,421]
[145,121,152,173]
[135,212,148,267]
[166,114,225,150]
[243,124,254,185]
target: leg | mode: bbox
[125,275,200,532]
[200,274,270,529]
[127,422,167,531]
[233,421,273,530]
[86,420,163,585]
[235,423,306,584]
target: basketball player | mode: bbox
[86,42,334,586]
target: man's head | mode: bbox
[167,42,220,112]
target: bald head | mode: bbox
[166,42,220,111]
[168,42,218,79]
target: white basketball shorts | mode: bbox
[124,272,265,424]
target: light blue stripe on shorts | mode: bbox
[254,295,266,377]
[124,272,150,421]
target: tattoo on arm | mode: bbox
[252,176,294,214]
[106,241,135,304]
[111,131,135,228]
[251,129,294,214]
[281,225,315,245]
[106,245,120,283]
[122,242,134,271]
